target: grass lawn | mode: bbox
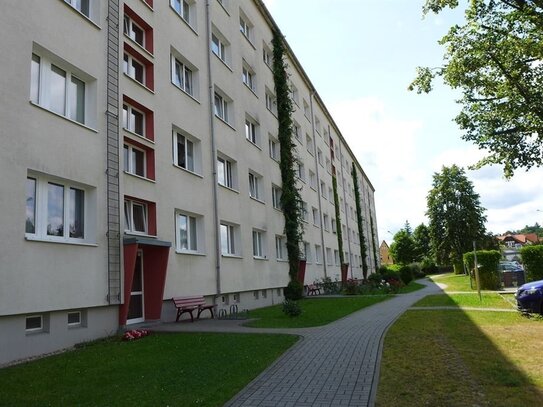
[428,272,475,292]
[398,281,426,294]
[415,292,515,309]
[244,296,390,328]
[377,310,543,407]
[0,332,298,407]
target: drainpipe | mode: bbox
[338,141,353,278]
[309,92,327,278]
[205,0,221,296]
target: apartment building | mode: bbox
[0,0,379,366]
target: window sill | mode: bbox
[123,73,155,94]
[243,82,258,97]
[172,164,203,178]
[25,329,48,336]
[266,108,278,118]
[170,5,199,36]
[171,81,201,104]
[122,128,155,145]
[141,0,154,11]
[68,324,86,330]
[277,259,288,263]
[30,102,98,133]
[213,53,233,72]
[217,0,230,15]
[215,115,236,131]
[123,171,156,183]
[124,34,154,59]
[62,2,101,29]
[246,138,262,150]
[222,254,243,259]
[175,250,206,256]
[25,235,98,247]
[218,184,239,194]
[240,33,256,50]
[124,231,157,239]
[249,196,265,205]
[273,207,283,213]
[253,256,268,261]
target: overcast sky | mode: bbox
[263,0,543,243]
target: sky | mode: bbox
[262,0,543,244]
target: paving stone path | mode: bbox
[156,279,443,406]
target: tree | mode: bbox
[412,223,432,262]
[410,0,543,177]
[427,165,487,273]
[390,221,416,265]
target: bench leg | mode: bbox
[176,309,195,322]
[197,306,214,319]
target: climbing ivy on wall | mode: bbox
[370,209,378,271]
[332,175,344,266]
[351,163,369,279]
[272,30,304,286]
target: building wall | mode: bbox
[0,0,379,364]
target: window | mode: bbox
[176,211,199,252]
[263,45,272,67]
[245,118,258,145]
[306,134,314,154]
[123,144,146,177]
[296,162,305,181]
[171,0,194,27]
[290,83,299,105]
[217,156,235,189]
[293,122,301,141]
[123,53,145,85]
[272,185,282,210]
[67,311,81,326]
[329,187,333,201]
[323,213,329,231]
[332,218,337,234]
[122,103,145,137]
[64,0,90,18]
[303,99,310,118]
[265,90,276,115]
[269,136,280,161]
[211,32,228,63]
[275,235,286,260]
[252,230,264,258]
[326,248,333,266]
[312,207,319,226]
[214,91,229,122]
[25,315,43,333]
[30,52,87,125]
[26,175,91,242]
[315,245,322,264]
[248,172,262,200]
[239,15,252,41]
[220,223,237,255]
[242,64,255,91]
[317,149,323,166]
[301,201,308,222]
[124,199,148,234]
[321,181,327,199]
[124,15,144,48]
[309,170,316,190]
[171,56,193,96]
[173,130,200,174]
[315,117,321,134]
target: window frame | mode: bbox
[123,143,147,178]
[252,229,265,258]
[217,156,235,190]
[272,185,282,210]
[173,129,200,175]
[275,235,287,260]
[123,52,146,86]
[220,222,238,256]
[245,117,258,146]
[124,199,148,235]
[175,211,201,253]
[171,55,194,96]
[248,171,262,201]
[25,314,44,333]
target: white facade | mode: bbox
[0,0,379,366]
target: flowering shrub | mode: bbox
[344,278,360,295]
[122,329,151,341]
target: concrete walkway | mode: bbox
[155,279,443,407]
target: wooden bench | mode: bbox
[307,284,321,296]
[172,296,216,322]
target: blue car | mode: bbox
[516,279,543,314]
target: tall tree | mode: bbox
[412,223,432,262]
[427,165,487,273]
[410,0,543,177]
[390,222,416,265]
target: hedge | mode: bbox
[520,245,543,282]
[463,250,501,290]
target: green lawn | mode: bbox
[429,272,475,292]
[415,293,515,309]
[0,333,298,407]
[245,296,390,328]
[377,310,543,406]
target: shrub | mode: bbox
[319,276,341,295]
[284,280,303,300]
[282,299,302,317]
[409,262,425,279]
[463,250,501,290]
[344,278,359,295]
[399,265,413,285]
[421,258,438,275]
[520,245,543,282]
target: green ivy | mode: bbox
[272,30,304,282]
[332,175,344,265]
[370,210,378,270]
[351,163,369,279]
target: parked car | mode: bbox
[498,261,523,272]
[515,279,543,314]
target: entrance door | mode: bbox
[127,250,144,324]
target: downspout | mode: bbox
[309,92,327,277]
[338,140,353,278]
[205,0,221,296]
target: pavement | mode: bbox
[153,279,444,407]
